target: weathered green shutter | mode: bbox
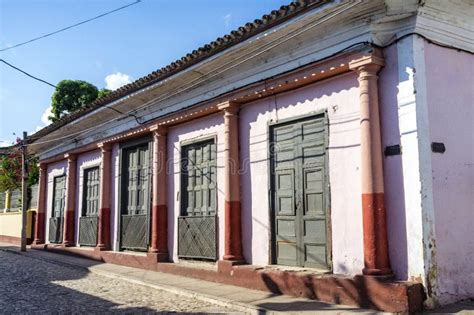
[49,175,66,243]
[178,139,217,260]
[300,118,327,268]
[182,140,217,217]
[79,167,100,246]
[120,144,151,250]
[271,115,328,268]
[273,124,299,266]
[83,167,100,216]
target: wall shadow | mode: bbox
[378,45,409,280]
[0,247,223,314]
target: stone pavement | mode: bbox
[1,243,472,314]
[0,246,236,314]
[0,243,384,314]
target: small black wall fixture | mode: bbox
[431,142,446,153]
[384,144,402,157]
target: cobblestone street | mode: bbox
[0,250,237,314]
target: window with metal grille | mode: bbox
[123,145,150,216]
[52,175,66,218]
[82,166,100,216]
[180,139,217,217]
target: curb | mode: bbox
[1,246,275,315]
[88,266,272,315]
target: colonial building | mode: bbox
[27,0,473,312]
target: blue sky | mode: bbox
[0,0,288,146]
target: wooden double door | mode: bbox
[120,143,151,251]
[78,166,100,246]
[270,115,329,269]
[49,175,66,243]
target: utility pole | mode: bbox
[20,131,28,252]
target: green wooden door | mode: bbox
[79,167,100,246]
[49,175,66,243]
[271,115,328,268]
[178,139,218,260]
[120,144,151,251]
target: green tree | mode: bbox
[0,150,21,192]
[0,149,39,192]
[49,80,99,122]
[98,88,112,99]
[28,156,39,187]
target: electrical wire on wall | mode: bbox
[25,2,474,160]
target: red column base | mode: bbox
[147,252,169,263]
[63,210,76,247]
[362,192,392,276]
[217,259,246,273]
[94,246,110,252]
[223,200,244,261]
[33,212,46,245]
[362,267,394,277]
[150,204,168,255]
[96,207,111,250]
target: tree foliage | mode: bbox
[0,150,21,192]
[0,148,39,192]
[98,88,112,99]
[28,157,39,187]
[49,80,99,122]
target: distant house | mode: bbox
[25,0,473,312]
[0,145,37,243]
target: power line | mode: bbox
[0,0,141,52]
[0,59,57,88]
[27,1,362,158]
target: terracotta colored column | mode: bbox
[349,50,392,276]
[96,143,112,250]
[218,101,244,262]
[149,126,169,261]
[63,153,77,246]
[33,163,47,245]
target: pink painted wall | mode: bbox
[45,160,67,244]
[165,74,364,272]
[240,73,364,273]
[378,45,410,281]
[424,42,474,303]
[74,150,101,245]
[111,143,119,251]
[167,114,225,262]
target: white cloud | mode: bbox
[41,105,53,126]
[28,105,53,135]
[223,14,232,28]
[105,72,132,90]
[0,139,13,147]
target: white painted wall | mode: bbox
[379,44,411,281]
[393,36,433,287]
[424,41,474,305]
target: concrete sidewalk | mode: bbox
[0,243,385,314]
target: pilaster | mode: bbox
[33,163,47,245]
[349,49,392,276]
[217,101,244,262]
[149,126,169,261]
[96,143,112,250]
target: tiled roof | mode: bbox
[30,0,330,142]
[0,145,17,155]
